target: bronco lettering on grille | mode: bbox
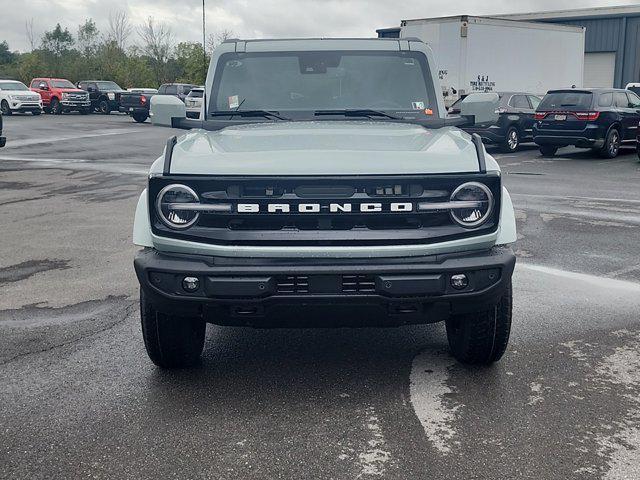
[236,203,414,213]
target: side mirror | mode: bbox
[459,93,499,126]
[150,94,186,127]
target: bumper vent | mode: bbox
[342,275,376,294]
[276,275,309,294]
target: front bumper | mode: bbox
[9,100,42,112]
[134,246,516,327]
[61,100,91,109]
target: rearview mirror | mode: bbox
[150,95,186,127]
[459,93,499,126]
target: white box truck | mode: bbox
[399,16,585,105]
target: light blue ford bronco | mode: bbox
[133,38,517,368]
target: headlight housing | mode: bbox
[155,184,200,229]
[107,92,115,100]
[61,92,69,99]
[449,182,494,228]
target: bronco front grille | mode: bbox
[149,174,502,247]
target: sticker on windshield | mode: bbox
[228,95,239,109]
[412,101,425,110]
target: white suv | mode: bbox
[0,80,42,115]
[185,87,204,119]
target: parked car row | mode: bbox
[454,87,640,159]
[0,78,202,122]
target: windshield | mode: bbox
[210,51,437,119]
[538,92,593,111]
[96,81,122,91]
[51,79,76,89]
[0,82,29,91]
[627,86,640,97]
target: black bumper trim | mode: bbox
[134,246,516,326]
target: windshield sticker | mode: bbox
[412,101,425,110]
[228,95,239,109]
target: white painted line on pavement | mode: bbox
[0,155,148,175]
[518,264,640,292]
[4,129,148,148]
[512,193,640,205]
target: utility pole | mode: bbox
[202,0,207,82]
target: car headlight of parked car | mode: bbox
[107,92,116,100]
[156,184,201,229]
[449,182,494,228]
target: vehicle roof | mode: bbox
[547,88,628,94]
[161,83,196,86]
[221,37,421,52]
[0,79,24,83]
[78,80,119,83]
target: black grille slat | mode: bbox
[276,276,309,294]
[342,275,376,293]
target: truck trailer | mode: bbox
[398,16,585,105]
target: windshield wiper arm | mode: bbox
[314,109,403,120]
[210,110,290,121]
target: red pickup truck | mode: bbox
[30,78,91,115]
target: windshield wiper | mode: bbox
[209,110,290,121]
[314,109,403,120]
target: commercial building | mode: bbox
[377,5,640,89]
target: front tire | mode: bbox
[539,145,558,157]
[79,108,90,115]
[599,127,621,159]
[98,99,111,115]
[1,100,12,115]
[140,289,206,368]
[501,126,520,153]
[50,98,62,115]
[445,282,512,365]
[132,112,148,123]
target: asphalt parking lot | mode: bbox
[1,112,640,480]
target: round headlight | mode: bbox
[450,182,494,228]
[156,184,200,229]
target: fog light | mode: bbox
[450,274,469,290]
[182,276,200,292]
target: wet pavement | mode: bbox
[1,113,639,479]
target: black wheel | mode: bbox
[599,127,621,159]
[1,100,12,115]
[98,99,111,115]
[79,108,90,115]
[132,112,148,123]
[140,289,206,368]
[501,126,520,153]
[50,98,62,115]
[539,145,558,157]
[445,282,512,365]
[32,110,41,116]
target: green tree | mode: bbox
[0,41,17,64]
[41,24,74,56]
[175,42,208,84]
[77,19,100,55]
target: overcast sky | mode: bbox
[2,0,639,52]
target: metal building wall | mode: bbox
[531,15,640,88]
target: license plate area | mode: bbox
[554,114,567,121]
